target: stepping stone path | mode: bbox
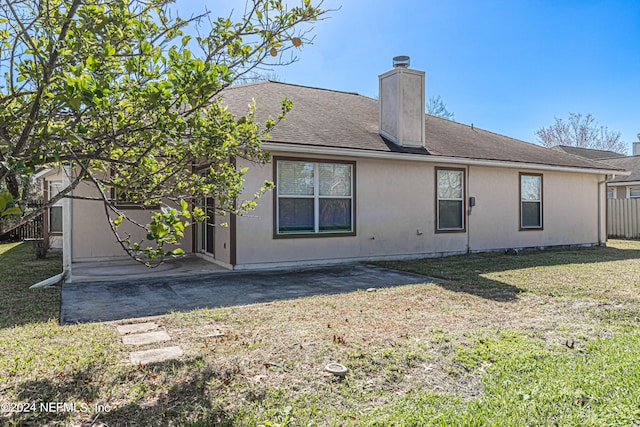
[116,321,184,365]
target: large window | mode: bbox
[520,173,543,229]
[48,180,63,234]
[276,159,354,236]
[436,168,465,231]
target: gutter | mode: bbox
[608,180,640,187]
[262,142,627,176]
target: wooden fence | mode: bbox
[608,199,640,239]
[0,213,44,242]
[0,201,45,242]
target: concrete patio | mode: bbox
[61,262,436,324]
[70,255,227,282]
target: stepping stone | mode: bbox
[116,322,159,335]
[122,330,171,346]
[130,346,183,365]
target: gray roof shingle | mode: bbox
[221,81,620,172]
[551,145,625,160]
[598,156,640,182]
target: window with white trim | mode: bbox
[276,159,354,235]
[607,187,616,199]
[629,187,640,198]
[520,173,542,229]
[48,180,63,233]
[436,168,465,231]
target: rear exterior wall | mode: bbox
[233,153,604,268]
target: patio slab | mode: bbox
[116,322,159,335]
[130,347,184,365]
[121,330,171,346]
[61,263,437,324]
[71,256,227,283]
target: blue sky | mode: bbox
[181,0,640,151]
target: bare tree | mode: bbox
[426,95,454,121]
[235,72,285,85]
[535,113,626,154]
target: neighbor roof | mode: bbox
[596,156,640,182]
[551,145,625,160]
[221,81,620,172]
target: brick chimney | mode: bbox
[378,56,425,148]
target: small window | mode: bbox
[436,168,465,231]
[276,159,354,236]
[607,187,616,199]
[48,181,63,233]
[629,187,640,198]
[520,173,542,229]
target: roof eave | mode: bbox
[262,142,625,176]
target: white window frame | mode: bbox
[607,186,616,199]
[628,186,640,199]
[275,159,354,236]
[436,168,465,232]
[48,180,63,233]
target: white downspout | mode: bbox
[598,174,613,246]
[62,163,73,282]
[31,163,73,289]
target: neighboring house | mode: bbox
[47,58,622,272]
[552,143,640,199]
[35,168,64,248]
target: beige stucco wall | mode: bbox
[233,154,605,268]
[211,212,232,267]
[235,155,467,268]
[467,166,602,251]
[59,153,605,267]
[70,179,193,261]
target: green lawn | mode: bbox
[0,241,639,426]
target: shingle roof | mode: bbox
[551,145,625,160]
[220,81,620,172]
[597,156,640,182]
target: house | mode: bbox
[44,58,622,273]
[553,142,640,199]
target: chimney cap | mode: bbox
[393,55,410,68]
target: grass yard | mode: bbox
[0,241,639,426]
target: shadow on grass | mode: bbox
[374,244,640,303]
[0,242,62,329]
[9,357,241,426]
